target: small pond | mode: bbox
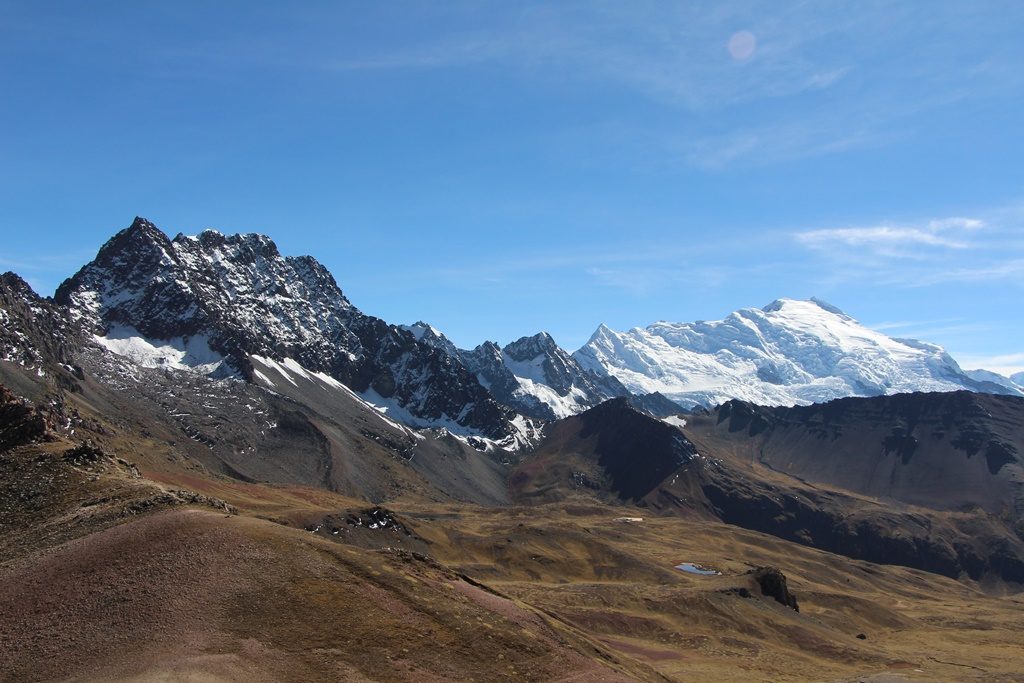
[675,562,719,576]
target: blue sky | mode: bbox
[1,2,1022,373]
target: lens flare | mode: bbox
[728,30,757,61]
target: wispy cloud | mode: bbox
[870,318,963,332]
[310,3,1023,168]
[881,322,992,341]
[325,4,857,111]
[585,260,791,296]
[790,206,1024,289]
[687,127,877,169]
[328,33,517,72]
[954,352,1024,375]
[796,216,984,252]
[907,259,1024,287]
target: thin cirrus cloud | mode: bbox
[315,3,1020,168]
[786,208,1024,291]
[325,3,857,112]
[907,259,1024,287]
[795,217,985,251]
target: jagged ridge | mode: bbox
[54,218,516,438]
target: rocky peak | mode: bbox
[400,322,459,357]
[105,216,177,264]
[503,332,583,397]
[503,332,559,362]
[182,229,282,261]
[0,272,34,297]
[477,340,503,358]
[458,341,527,413]
[129,215,158,230]
[451,330,645,420]
[54,217,518,439]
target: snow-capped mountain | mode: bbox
[965,369,1024,394]
[1012,371,1024,386]
[17,218,1021,438]
[54,217,519,439]
[574,298,1022,409]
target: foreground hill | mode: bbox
[3,382,1024,682]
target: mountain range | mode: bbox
[0,216,1019,466]
[3,216,1024,680]
[34,217,1020,441]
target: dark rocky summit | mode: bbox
[54,218,517,438]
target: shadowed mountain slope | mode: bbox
[513,397,1024,587]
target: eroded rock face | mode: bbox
[0,385,50,451]
[0,272,83,379]
[682,390,1024,585]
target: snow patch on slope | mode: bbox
[508,375,590,419]
[249,354,542,450]
[94,324,233,377]
[661,415,687,429]
[249,355,420,438]
[362,388,540,451]
[501,350,590,418]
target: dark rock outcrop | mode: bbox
[0,385,49,451]
[750,566,798,611]
[565,399,698,501]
